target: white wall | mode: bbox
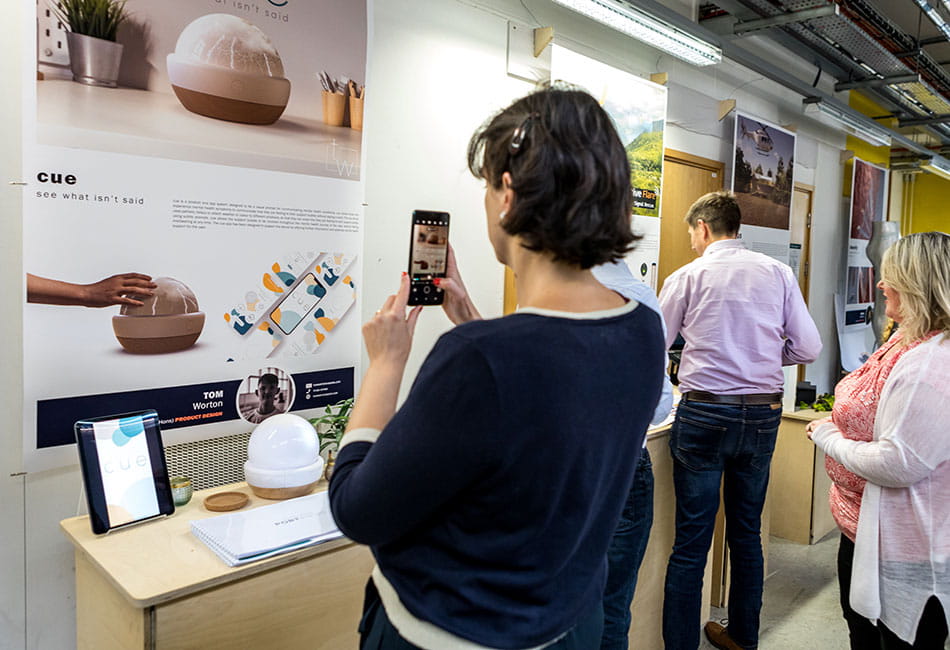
[374,0,848,395]
[1,0,26,646]
[1,0,852,646]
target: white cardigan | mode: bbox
[811,334,950,643]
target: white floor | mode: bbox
[702,533,852,649]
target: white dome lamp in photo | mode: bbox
[112,276,205,354]
[244,413,325,500]
[166,13,291,125]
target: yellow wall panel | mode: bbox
[911,172,950,233]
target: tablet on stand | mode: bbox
[75,410,175,535]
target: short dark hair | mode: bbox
[259,373,278,387]
[684,191,742,236]
[467,84,639,269]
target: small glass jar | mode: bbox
[170,476,193,507]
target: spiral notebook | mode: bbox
[191,491,343,567]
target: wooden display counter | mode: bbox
[62,426,708,650]
[61,482,373,650]
[630,425,714,647]
[768,409,837,544]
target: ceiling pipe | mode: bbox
[703,0,950,144]
[911,0,950,41]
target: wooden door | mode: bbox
[658,150,725,292]
[790,184,813,302]
[790,184,814,381]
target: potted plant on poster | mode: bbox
[308,397,354,481]
[53,0,128,88]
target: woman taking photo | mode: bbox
[328,86,666,649]
[808,231,950,649]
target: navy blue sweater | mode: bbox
[329,304,664,648]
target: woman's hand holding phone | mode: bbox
[347,273,423,433]
[437,244,482,326]
[363,273,423,368]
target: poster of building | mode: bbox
[732,113,795,264]
[551,46,667,291]
[22,0,367,470]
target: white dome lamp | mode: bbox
[244,413,324,499]
[167,14,291,125]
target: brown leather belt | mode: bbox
[682,391,782,406]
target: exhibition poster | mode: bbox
[731,113,795,264]
[836,158,888,371]
[844,158,888,329]
[551,46,668,291]
[22,0,368,470]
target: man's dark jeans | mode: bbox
[662,400,782,650]
[601,448,654,650]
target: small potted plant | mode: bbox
[308,397,354,480]
[52,0,128,87]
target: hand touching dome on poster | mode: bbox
[112,277,205,353]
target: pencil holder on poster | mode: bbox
[349,96,363,131]
[322,91,346,126]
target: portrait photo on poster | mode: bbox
[237,367,295,425]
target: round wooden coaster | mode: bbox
[204,491,249,512]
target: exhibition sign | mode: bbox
[836,157,888,371]
[22,0,368,470]
[551,46,668,291]
[731,113,795,264]
[844,158,888,328]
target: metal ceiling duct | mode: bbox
[618,0,948,166]
[699,0,950,147]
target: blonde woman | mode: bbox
[808,231,950,649]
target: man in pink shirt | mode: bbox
[658,192,821,650]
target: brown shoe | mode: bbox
[703,621,747,650]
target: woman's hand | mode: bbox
[436,244,482,325]
[805,416,832,440]
[345,274,422,433]
[362,273,423,370]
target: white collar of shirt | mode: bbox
[702,238,744,256]
[516,300,638,320]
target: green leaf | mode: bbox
[52,0,128,41]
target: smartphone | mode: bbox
[407,210,450,306]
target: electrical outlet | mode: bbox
[36,1,70,67]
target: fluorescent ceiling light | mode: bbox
[921,157,950,181]
[803,97,892,148]
[550,0,722,66]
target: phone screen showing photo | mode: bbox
[408,211,449,305]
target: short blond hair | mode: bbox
[881,231,950,343]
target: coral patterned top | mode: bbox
[824,331,929,540]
